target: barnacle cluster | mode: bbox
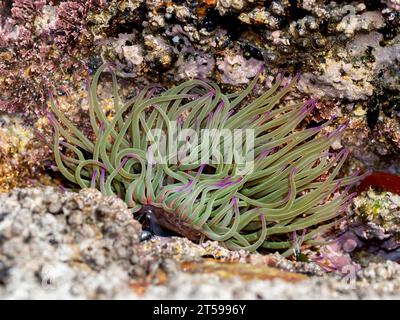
[48,63,364,255]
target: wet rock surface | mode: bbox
[0,187,399,299]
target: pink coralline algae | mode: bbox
[53,1,93,50]
[0,0,103,116]
[176,53,215,80]
[217,51,264,85]
[10,0,46,23]
[312,241,361,274]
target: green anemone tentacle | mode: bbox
[48,63,365,254]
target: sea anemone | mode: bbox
[47,63,364,255]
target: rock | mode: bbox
[1,187,400,299]
[351,190,400,259]
[0,187,141,299]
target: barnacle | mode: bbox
[48,63,365,255]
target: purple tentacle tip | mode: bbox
[301,228,306,241]
[46,112,57,125]
[215,101,224,113]
[302,99,316,115]
[120,157,130,168]
[258,149,272,160]
[99,121,105,132]
[308,99,317,110]
[176,180,193,192]
[231,196,238,206]
[332,180,342,192]
[263,111,271,119]
[344,182,353,194]
[220,176,243,188]
[177,116,184,125]
[220,176,232,183]
[216,181,230,188]
[91,169,98,188]
[328,124,348,139]
[107,62,117,71]
[207,89,215,97]
[207,112,214,123]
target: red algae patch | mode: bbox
[358,172,400,195]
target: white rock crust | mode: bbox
[0,188,141,299]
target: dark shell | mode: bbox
[137,205,202,242]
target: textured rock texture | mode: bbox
[0,187,141,299]
[348,190,400,262]
[0,187,399,299]
[0,0,399,299]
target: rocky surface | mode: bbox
[0,187,399,299]
[0,0,399,300]
[143,260,400,299]
[0,187,141,299]
[347,190,400,262]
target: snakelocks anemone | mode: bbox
[47,63,365,256]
